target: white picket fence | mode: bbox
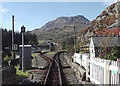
[72,53,89,70]
[72,53,120,84]
[89,58,120,84]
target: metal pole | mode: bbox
[22,32,24,72]
[12,15,15,59]
[73,26,76,53]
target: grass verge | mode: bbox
[15,65,28,80]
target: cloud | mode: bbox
[0,5,8,13]
[1,8,8,13]
[103,0,118,6]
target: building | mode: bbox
[37,42,57,51]
[93,27,120,36]
[90,27,120,59]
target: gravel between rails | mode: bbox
[28,52,57,84]
[27,53,50,84]
[32,54,49,69]
[59,53,82,85]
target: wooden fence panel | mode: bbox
[72,53,120,84]
[89,58,120,84]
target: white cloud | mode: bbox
[104,0,118,6]
[0,5,8,13]
[1,8,8,13]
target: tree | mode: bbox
[61,37,74,54]
[1,28,38,59]
[107,47,120,61]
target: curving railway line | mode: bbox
[21,51,77,85]
[43,52,64,86]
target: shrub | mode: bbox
[15,65,28,79]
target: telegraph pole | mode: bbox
[73,26,76,53]
[21,25,25,72]
[12,15,15,59]
[64,25,77,53]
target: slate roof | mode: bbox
[92,36,120,47]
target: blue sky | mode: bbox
[1,2,111,31]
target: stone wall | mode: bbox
[2,66,16,84]
[1,60,17,84]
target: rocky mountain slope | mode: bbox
[30,1,120,46]
[30,15,90,41]
[79,1,120,43]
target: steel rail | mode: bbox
[43,52,63,86]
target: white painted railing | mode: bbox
[89,58,120,84]
[82,53,89,70]
[72,53,89,70]
[72,53,120,84]
[72,53,82,66]
[109,61,120,84]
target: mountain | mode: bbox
[30,15,90,42]
[79,1,120,43]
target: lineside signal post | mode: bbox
[21,25,25,72]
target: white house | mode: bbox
[89,27,120,59]
[89,37,95,58]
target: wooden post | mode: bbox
[86,56,90,81]
[104,60,110,84]
[117,59,120,84]
[12,15,15,59]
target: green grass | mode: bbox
[38,40,46,44]
[3,52,14,61]
[47,51,56,55]
[3,55,11,61]
[41,50,50,53]
[32,53,39,57]
[15,65,28,79]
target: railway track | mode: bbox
[43,52,63,86]
[22,51,66,85]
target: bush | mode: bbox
[107,47,120,61]
[15,65,28,79]
[3,51,14,61]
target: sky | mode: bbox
[1,0,118,32]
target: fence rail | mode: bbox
[72,53,89,70]
[72,53,120,84]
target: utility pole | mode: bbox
[64,25,77,53]
[21,25,25,72]
[73,26,76,53]
[12,15,15,59]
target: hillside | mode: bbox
[30,1,120,52]
[79,1,120,43]
[30,15,90,42]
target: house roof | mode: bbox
[37,42,50,47]
[93,27,120,36]
[92,36,120,47]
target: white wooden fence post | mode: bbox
[118,61,120,84]
[104,60,110,84]
[86,56,89,81]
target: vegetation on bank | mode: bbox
[15,65,28,79]
[1,28,38,60]
[107,47,120,61]
[47,51,56,55]
[3,52,14,61]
